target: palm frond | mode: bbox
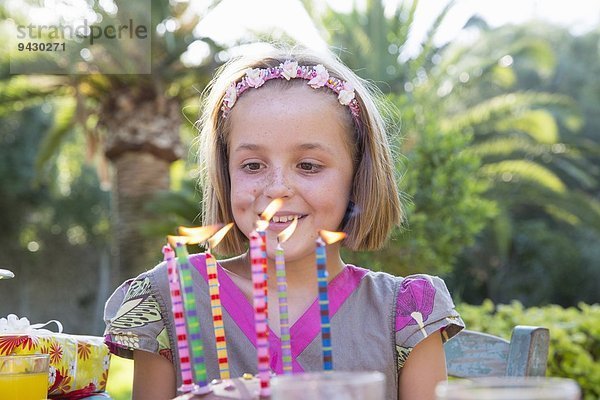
[541,190,600,229]
[494,109,558,144]
[35,97,77,175]
[481,160,566,193]
[0,76,67,116]
[468,137,547,158]
[490,184,600,230]
[511,37,556,76]
[442,92,575,134]
[552,157,597,190]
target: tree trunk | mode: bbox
[102,95,183,285]
[111,152,170,285]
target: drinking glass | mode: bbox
[436,377,581,400]
[271,370,386,400]
[0,354,49,400]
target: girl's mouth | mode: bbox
[271,214,305,223]
[256,213,307,228]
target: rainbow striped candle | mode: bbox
[178,223,232,380]
[275,217,297,375]
[315,236,333,371]
[175,243,210,394]
[259,229,269,326]
[163,245,194,392]
[275,243,292,374]
[205,251,230,379]
[250,229,270,397]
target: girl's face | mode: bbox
[228,83,355,263]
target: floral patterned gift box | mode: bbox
[0,314,111,399]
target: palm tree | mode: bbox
[442,23,600,304]
[1,0,224,285]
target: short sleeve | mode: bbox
[103,274,172,361]
[394,274,464,369]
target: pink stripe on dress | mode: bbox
[190,255,368,374]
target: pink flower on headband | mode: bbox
[308,64,329,88]
[338,81,355,105]
[281,60,298,80]
[245,68,265,88]
[223,83,237,108]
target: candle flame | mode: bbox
[319,229,347,245]
[167,235,195,247]
[255,219,269,232]
[178,224,223,242]
[208,222,234,249]
[261,198,283,221]
[278,217,298,243]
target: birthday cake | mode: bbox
[172,374,264,400]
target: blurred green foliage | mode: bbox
[104,356,133,400]
[458,301,600,400]
[343,96,496,276]
[0,106,110,255]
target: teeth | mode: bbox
[272,215,300,223]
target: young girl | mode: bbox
[104,45,464,400]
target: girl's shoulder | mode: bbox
[348,266,464,335]
[393,272,465,350]
[353,266,448,289]
[356,267,454,299]
[103,260,175,361]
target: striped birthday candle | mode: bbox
[315,236,333,371]
[163,245,194,392]
[175,243,210,394]
[250,229,270,397]
[275,243,292,374]
[205,251,230,379]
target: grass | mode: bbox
[105,355,133,400]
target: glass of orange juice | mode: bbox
[0,354,49,400]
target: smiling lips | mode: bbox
[259,214,306,223]
[272,214,303,223]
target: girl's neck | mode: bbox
[278,250,345,285]
[220,248,347,330]
[221,246,346,289]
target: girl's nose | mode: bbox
[263,168,293,199]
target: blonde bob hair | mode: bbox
[197,44,403,255]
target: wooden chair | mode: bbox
[445,325,550,378]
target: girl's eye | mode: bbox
[242,162,262,172]
[298,162,320,173]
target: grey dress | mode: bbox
[104,253,464,399]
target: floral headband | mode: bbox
[220,60,361,128]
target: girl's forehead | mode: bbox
[227,84,355,154]
[230,84,351,129]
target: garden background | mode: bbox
[1,0,598,398]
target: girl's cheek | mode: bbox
[233,192,256,207]
[232,172,267,196]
